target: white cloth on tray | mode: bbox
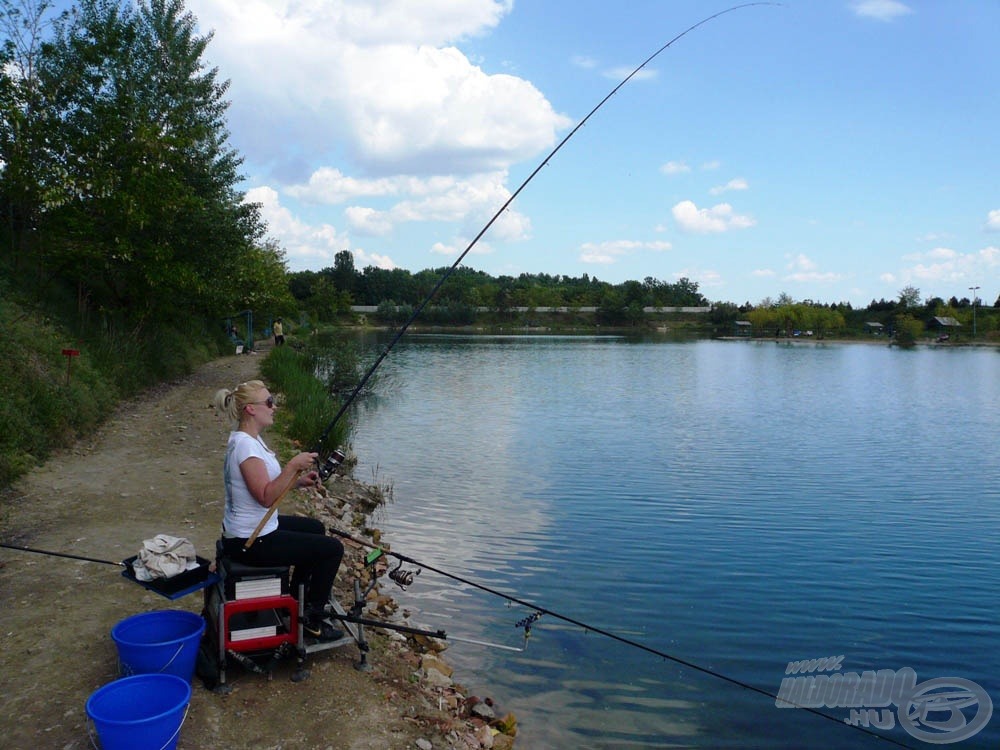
[133,534,198,581]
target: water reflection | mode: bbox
[347,337,1000,748]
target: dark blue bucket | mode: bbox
[111,610,206,681]
[86,673,191,750]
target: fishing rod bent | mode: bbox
[311,2,780,465]
[331,527,918,749]
[303,4,912,746]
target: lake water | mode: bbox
[344,335,999,749]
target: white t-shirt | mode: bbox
[223,431,282,538]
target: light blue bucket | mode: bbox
[86,673,191,750]
[111,610,205,681]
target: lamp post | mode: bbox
[969,285,980,338]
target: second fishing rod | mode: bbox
[328,527,918,749]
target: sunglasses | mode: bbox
[249,396,275,408]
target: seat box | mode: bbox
[221,557,290,600]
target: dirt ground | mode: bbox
[0,347,504,750]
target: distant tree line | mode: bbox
[288,250,710,326]
[288,254,998,337]
[731,285,998,340]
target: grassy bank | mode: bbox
[0,294,226,488]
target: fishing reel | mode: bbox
[360,548,419,591]
[317,448,347,480]
[387,559,421,590]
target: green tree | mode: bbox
[894,313,923,346]
[0,0,71,280]
[897,285,921,310]
[32,0,267,334]
[596,288,627,324]
[671,277,707,306]
[330,249,355,296]
[304,275,350,322]
[708,301,738,326]
[375,298,399,324]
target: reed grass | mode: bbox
[259,344,349,453]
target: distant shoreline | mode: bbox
[715,335,1000,349]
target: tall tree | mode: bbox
[33,0,271,335]
[330,249,356,295]
[897,285,921,310]
[0,0,66,276]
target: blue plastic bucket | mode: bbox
[86,673,191,750]
[111,610,206,681]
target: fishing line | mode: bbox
[311,2,781,462]
[331,528,917,749]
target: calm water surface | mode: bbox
[345,336,999,749]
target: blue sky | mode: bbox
[180,0,998,307]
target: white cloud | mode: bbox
[490,207,533,242]
[571,55,598,69]
[892,245,999,287]
[675,268,723,287]
[985,209,1000,232]
[185,0,565,273]
[188,0,569,177]
[296,0,513,46]
[660,160,691,175]
[850,1,913,22]
[579,240,671,265]
[286,168,401,204]
[247,185,395,271]
[927,247,957,260]
[345,205,394,236]
[430,237,494,257]
[782,253,843,283]
[709,177,748,195]
[344,46,567,171]
[752,268,776,277]
[701,160,721,171]
[672,200,756,233]
[786,254,817,272]
[288,168,530,239]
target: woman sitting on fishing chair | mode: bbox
[213,380,344,641]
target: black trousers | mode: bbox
[222,515,343,611]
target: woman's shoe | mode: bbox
[303,609,343,641]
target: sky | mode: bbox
[174,1,999,307]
